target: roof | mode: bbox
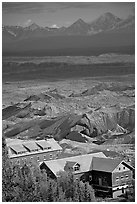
[65,161,78,168]
[45,162,64,176]
[40,152,106,176]
[23,141,41,152]
[47,138,62,151]
[121,161,134,170]
[10,144,28,154]
[6,138,62,158]
[36,140,51,150]
[92,157,122,172]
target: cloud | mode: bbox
[1,2,107,15]
[2,2,48,14]
[58,2,102,9]
[23,19,32,27]
[132,5,135,15]
[2,2,134,15]
[65,21,71,25]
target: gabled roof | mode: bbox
[92,157,123,172]
[46,162,64,176]
[65,161,79,169]
[40,152,106,176]
[121,161,134,170]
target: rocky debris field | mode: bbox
[3,77,135,153]
[2,65,135,169]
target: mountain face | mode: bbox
[26,23,40,31]
[2,12,135,56]
[89,12,122,32]
[114,15,135,30]
[64,18,91,35]
[3,12,134,39]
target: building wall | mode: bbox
[10,150,62,167]
[113,163,130,173]
[113,189,123,199]
[112,164,133,198]
[112,170,133,187]
[91,171,112,197]
[92,170,112,187]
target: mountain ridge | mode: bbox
[3,12,135,38]
[2,12,135,56]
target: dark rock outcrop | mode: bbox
[3,103,135,144]
[87,105,135,137]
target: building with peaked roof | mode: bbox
[39,153,134,198]
[91,157,134,198]
[39,152,106,177]
[6,138,62,167]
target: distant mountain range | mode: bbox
[2,12,135,56]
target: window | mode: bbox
[37,156,40,161]
[99,178,102,186]
[119,167,121,170]
[56,153,59,159]
[89,175,92,181]
[122,187,124,194]
[123,166,125,170]
[50,154,52,159]
[116,177,119,181]
[74,166,80,171]
[17,160,20,165]
[44,156,46,161]
[121,176,124,180]
[126,175,129,179]
[29,157,32,165]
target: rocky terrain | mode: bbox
[2,57,135,166]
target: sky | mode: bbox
[2,2,135,27]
